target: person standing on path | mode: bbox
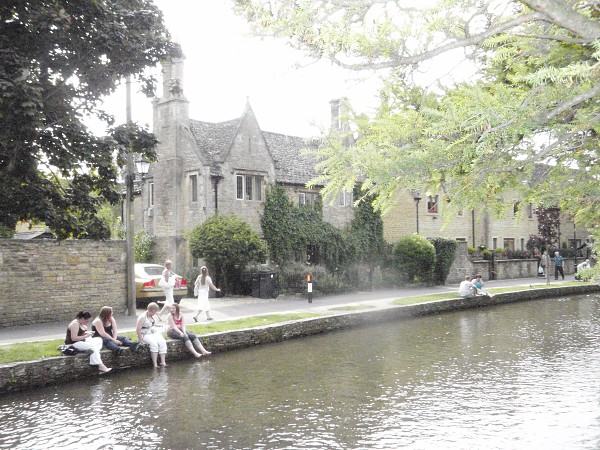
[554,251,565,280]
[193,266,220,322]
[158,259,175,321]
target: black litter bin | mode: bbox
[251,272,278,299]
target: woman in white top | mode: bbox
[136,302,167,368]
[193,266,220,322]
[158,259,175,321]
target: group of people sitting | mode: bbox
[458,274,492,298]
[64,302,212,373]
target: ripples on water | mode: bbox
[1,295,600,449]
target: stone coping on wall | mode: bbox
[1,284,599,396]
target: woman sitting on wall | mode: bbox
[65,311,112,374]
[92,306,142,356]
[167,304,211,358]
[136,302,167,368]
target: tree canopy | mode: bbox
[234,0,600,232]
[0,0,176,238]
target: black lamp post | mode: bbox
[410,189,421,234]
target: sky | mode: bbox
[97,0,384,138]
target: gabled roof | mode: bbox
[189,118,242,176]
[263,131,321,185]
[188,108,322,186]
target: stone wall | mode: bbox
[0,240,126,327]
[1,283,598,395]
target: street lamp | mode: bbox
[410,189,421,234]
[135,155,150,176]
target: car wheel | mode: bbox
[174,296,182,304]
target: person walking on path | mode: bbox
[92,306,142,356]
[158,259,176,321]
[137,302,167,368]
[193,266,220,322]
[167,304,211,358]
[65,311,112,374]
[554,251,565,280]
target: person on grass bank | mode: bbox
[65,311,111,374]
[136,302,167,368]
[92,306,143,355]
[167,304,211,358]
[193,266,220,322]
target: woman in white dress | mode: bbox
[158,259,175,321]
[193,266,220,322]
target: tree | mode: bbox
[234,0,600,233]
[349,188,386,289]
[188,215,267,293]
[0,1,175,238]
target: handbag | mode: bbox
[159,273,176,289]
[158,276,167,288]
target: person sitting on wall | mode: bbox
[65,311,112,374]
[167,304,211,358]
[92,306,143,356]
[137,302,167,368]
[473,274,492,296]
[459,276,486,298]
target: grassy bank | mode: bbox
[0,313,322,365]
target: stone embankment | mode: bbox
[1,284,599,395]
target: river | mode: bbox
[1,294,600,449]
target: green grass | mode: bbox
[391,281,593,305]
[328,304,376,311]
[0,284,594,365]
[0,313,323,365]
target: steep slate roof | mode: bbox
[263,131,321,185]
[188,115,322,186]
[189,118,242,176]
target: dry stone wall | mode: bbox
[0,240,127,327]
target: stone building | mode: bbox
[134,57,588,271]
[135,58,354,270]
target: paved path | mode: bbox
[0,276,570,345]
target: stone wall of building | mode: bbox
[0,240,127,327]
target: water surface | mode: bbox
[1,294,600,449]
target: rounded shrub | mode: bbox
[393,234,436,284]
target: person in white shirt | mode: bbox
[459,275,482,298]
[577,259,591,272]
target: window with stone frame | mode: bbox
[148,182,154,207]
[503,238,515,250]
[339,190,353,207]
[190,174,198,202]
[236,173,264,201]
[427,195,439,213]
[299,191,320,207]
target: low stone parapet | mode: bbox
[1,283,599,395]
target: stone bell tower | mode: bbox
[147,53,190,270]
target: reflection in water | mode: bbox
[1,295,600,449]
